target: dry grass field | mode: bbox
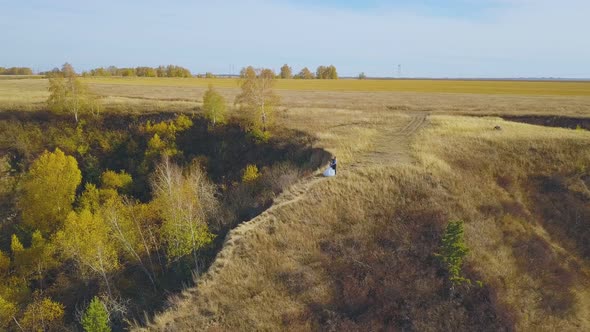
[2,78,590,117]
[1,76,590,331]
[142,112,590,331]
[81,77,590,96]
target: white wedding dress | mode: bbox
[323,167,335,177]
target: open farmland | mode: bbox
[2,77,590,117]
[80,77,590,96]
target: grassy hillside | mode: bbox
[143,116,590,331]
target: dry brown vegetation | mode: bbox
[140,104,590,331]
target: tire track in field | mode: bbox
[354,112,428,167]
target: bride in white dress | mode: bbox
[323,156,337,177]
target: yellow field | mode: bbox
[82,77,590,96]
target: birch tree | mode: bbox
[56,210,119,298]
[47,63,101,122]
[152,158,217,268]
[202,85,227,126]
[101,197,157,288]
[234,67,280,140]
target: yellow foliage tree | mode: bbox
[55,210,119,297]
[242,164,260,183]
[47,63,101,122]
[79,183,101,213]
[101,170,132,190]
[11,231,57,283]
[0,296,17,329]
[235,67,280,140]
[29,231,57,281]
[202,85,227,126]
[0,252,9,276]
[144,115,193,163]
[10,235,24,253]
[18,148,82,236]
[152,158,217,265]
[21,297,65,332]
[100,195,157,287]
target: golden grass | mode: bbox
[82,77,590,96]
[0,79,47,111]
[413,116,590,331]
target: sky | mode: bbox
[0,0,589,78]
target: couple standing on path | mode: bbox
[323,156,337,177]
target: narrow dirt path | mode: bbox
[203,112,428,282]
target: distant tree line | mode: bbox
[279,64,338,79]
[81,65,192,78]
[6,63,345,79]
[0,67,33,75]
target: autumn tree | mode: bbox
[327,65,338,79]
[165,65,192,78]
[242,164,260,183]
[21,297,65,332]
[280,64,292,79]
[78,171,158,287]
[316,65,338,79]
[240,66,256,79]
[120,68,136,77]
[0,296,17,329]
[137,67,157,77]
[152,158,217,267]
[202,85,227,126]
[81,296,111,332]
[11,231,57,288]
[56,210,119,298]
[234,67,280,140]
[61,62,76,78]
[295,67,314,79]
[18,148,82,236]
[47,63,101,122]
[101,170,132,195]
[101,195,157,287]
[143,115,193,163]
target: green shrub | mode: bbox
[81,296,110,332]
[435,220,470,286]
